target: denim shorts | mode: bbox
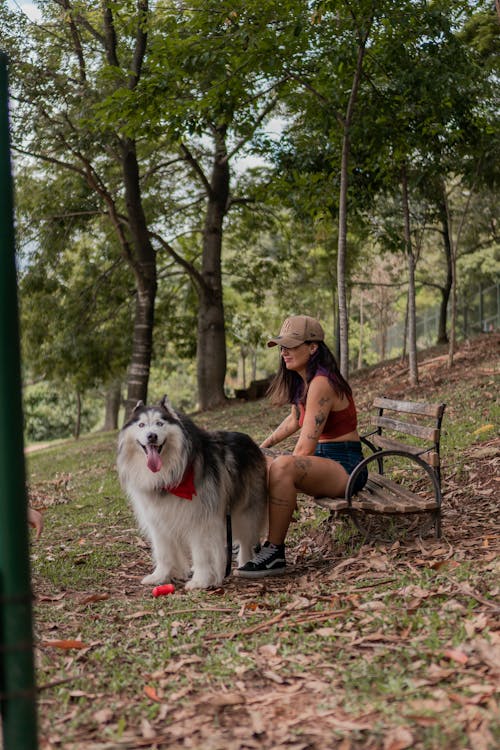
[314,441,368,494]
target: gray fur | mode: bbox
[117,397,267,590]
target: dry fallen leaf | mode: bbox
[383,726,414,750]
[468,722,496,750]
[140,718,156,739]
[202,692,245,707]
[472,637,500,673]
[124,610,153,620]
[258,643,280,657]
[78,593,110,605]
[40,639,87,650]
[443,648,468,665]
[93,708,113,724]
[144,685,162,703]
[464,613,489,637]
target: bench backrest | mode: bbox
[364,397,446,479]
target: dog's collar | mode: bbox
[162,465,196,500]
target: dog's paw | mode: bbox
[141,572,171,585]
[185,576,222,591]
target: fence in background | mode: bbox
[383,282,499,359]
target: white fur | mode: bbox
[117,401,267,590]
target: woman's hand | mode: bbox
[260,406,300,449]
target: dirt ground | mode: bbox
[25,333,500,750]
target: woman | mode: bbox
[235,315,367,578]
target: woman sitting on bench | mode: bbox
[236,315,367,579]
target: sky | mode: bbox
[8,1,41,21]
[5,0,282,170]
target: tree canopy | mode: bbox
[2,0,498,429]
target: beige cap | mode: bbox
[267,315,325,348]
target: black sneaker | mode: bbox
[234,541,286,578]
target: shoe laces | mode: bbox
[252,544,279,564]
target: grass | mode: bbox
[13,335,500,748]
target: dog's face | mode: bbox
[122,397,179,474]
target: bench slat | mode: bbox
[314,491,437,514]
[365,473,437,506]
[314,496,349,512]
[358,478,433,512]
[315,473,438,514]
[367,435,440,467]
[370,415,440,442]
[312,397,445,539]
[373,397,446,418]
[315,471,438,513]
[353,489,437,512]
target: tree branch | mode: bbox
[179,142,213,197]
[55,0,86,83]
[129,0,149,89]
[223,95,280,164]
[148,230,205,291]
[226,196,256,211]
[102,1,120,67]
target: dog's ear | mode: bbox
[160,395,178,420]
[133,400,145,412]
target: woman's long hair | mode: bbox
[266,341,352,406]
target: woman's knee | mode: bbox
[269,454,295,484]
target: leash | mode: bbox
[225,513,232,578]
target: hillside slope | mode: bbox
[25,333,499,750]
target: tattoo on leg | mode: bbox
[270,495,294,509]
[294,456,311,482]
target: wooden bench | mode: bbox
[314,397,447,540]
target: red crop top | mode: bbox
[298,393,357,440]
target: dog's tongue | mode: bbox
[146,445,162,473]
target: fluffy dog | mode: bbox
[117,397,267,590]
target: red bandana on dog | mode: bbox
[162,466,196,500]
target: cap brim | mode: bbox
[267,336,305,348]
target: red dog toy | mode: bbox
[152,584,175,597]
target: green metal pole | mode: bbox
[0,51,39,749]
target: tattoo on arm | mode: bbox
[314,410,326,430]
[262,447,279,457]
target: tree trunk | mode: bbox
[443,176,475,368]
[100,10,155,421]
[448,254,458,368]
[121,138,157,419]
[126,273,156,416]
[196,129,229,410]
[356,291,364,370]
[401,294,409,362]
[240,347,247,389]
[437,193,452,344]
[74,391,82,440]
[102,379,122,431]
[401,165,418,386]
[379,305,387,362]
[443,188,458,367]
[337,123,350,377]
[337,32,369,379]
